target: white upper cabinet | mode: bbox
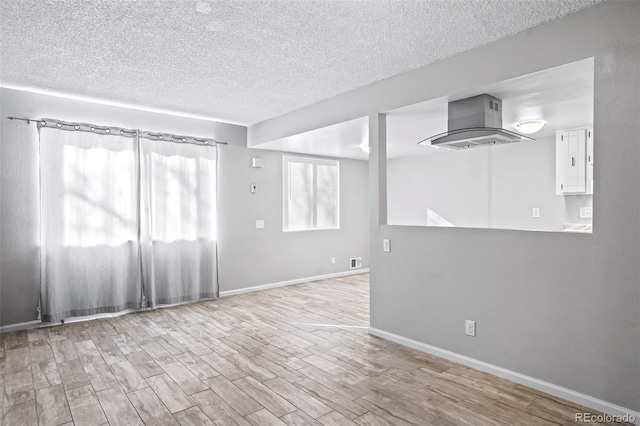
[556,127,593,195]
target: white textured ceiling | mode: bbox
[1,0,598,125]
[257,58,593,160]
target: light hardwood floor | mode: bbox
[0,274,630,425]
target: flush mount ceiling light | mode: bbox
[513,120,547,134]
[359,143,370,153]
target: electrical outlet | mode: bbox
[256,220,264,229]
[532,207,541,218]
[383,239,390,252]
[331,257,336,265]
[466,320,476,337]
[580,207,593,219]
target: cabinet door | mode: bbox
[556,131,566,195]
[565,130,579,192]
[563,129,587,194]
[586,127,594,194]
[576,129,587,193]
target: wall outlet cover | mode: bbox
[383,239,390,252]
[466,320,476,337]
[532,207,541,218]
[256,220,264,229]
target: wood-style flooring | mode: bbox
[0,273,630,425]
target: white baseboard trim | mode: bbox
[220,269,370,297]
[368,327,640,425]
[0,319,41,333]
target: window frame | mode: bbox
[282,155,340,232]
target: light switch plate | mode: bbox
[256,220,264,229]
[383,239,390,252]
[250,184,257,193]
[580,207,593,219]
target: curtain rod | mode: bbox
[6,116,228,145]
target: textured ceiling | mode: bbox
[1,0,599,125]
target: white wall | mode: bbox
[248,1,640,414]
[0,88,369,326]
[388,148,491,227]
[388,136,593,231]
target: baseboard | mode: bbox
[220,269,370,297]
[368,327,640,425]
[0,319,41,333]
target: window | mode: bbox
[283,155,339,231]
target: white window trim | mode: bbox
[282,155,340,232]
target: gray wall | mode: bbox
[218,146,369,292]
[388,135,593,231]
[248,2,640,412]
[0,113,40,326]
[0,88,369,326]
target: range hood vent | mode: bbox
[418,94,533,150]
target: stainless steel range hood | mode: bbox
[418,94,533,150]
